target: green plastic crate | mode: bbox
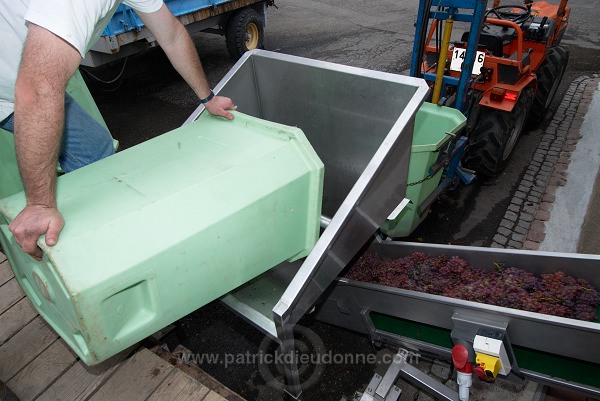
[381,103,466,237]
[0,111,323,365]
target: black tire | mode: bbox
[529,46,569,123]
[463,88,534,177]
[226,8,264,60]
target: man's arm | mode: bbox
[8,24,81,258]
[136,4,236,119]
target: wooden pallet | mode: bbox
[0,251,244,401]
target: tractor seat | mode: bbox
[461,25,516,57]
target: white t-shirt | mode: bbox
[0,0,162,121]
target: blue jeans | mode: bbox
[0,94,114,173]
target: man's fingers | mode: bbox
[8,223,37,252]
[17,232,40,255]
[205,96,237,120]
[223,99,236,120]
[31,247,43,261]
[8,205,64,258]
[45,217,64,246]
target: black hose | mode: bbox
[80,57,129,91]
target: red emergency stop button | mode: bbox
[452,345,473,373]
[474,365,486,379]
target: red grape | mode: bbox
[343,252,600,321]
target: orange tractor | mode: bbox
[412,0,570,177]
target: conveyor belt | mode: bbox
[313,238,600,396]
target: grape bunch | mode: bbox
[344,252,600,321]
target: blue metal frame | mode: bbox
[410,0,488,114]
[455,0,487,112]
[410,0,488,187]
[409,0,430,78]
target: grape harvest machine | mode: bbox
[1,1,598,401]
[205,51,600,401]
[204,0,597,399]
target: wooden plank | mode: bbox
[0,317,58,382]
[87,348,174,401]
[146,369,210,401]
[0,297,38,346]
[0,259,13,287]
[203,392,229,401]
[153,345,246,401]
[0,250,6,263]
[37,347,136,401]
[0,279,24,316]
[7,340,78,401]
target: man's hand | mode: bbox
[204,95,237,120]
[8,205,64,259]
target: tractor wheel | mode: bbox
[463,88,534,177]
[529,46,569,124]
[226,8,264,60]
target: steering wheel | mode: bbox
[486,5,531,24]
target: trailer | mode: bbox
[82,0,274,67]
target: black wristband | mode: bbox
[200,90,215,104]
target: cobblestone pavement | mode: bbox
[491,75,600,250]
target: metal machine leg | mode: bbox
[532,383,548,401]
[360,373,402,401]
[361,349,458,401]
[275,321,303,400]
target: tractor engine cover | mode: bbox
[462,25,516,57]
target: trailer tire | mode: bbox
[463,88,533,177]
[529,46,569,124]
[226,8,264,60]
